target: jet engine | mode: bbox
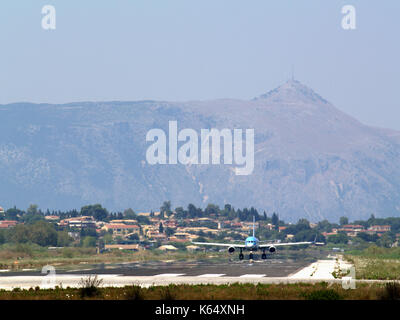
[269,246,276,253]
[228,246,235,254]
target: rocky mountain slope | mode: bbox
[1,79,400,222]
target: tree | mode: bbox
[9,224,29,243]
[104,233,113,244]
[5,207,23,221]
[188,204,202,218]
[271,212,279,230]
[81,204,108,221]
[136,216,150,224]
[295,230,324,243]
[224,204,232,213]
[205,204,219,216]
[174,207,186,219]
[165,227,175,237]
[29,221,58,247]
[357,232,379,243]
[123,208,136,219]
[377,233,393,248]
[367,214,376,227]
[339,216,349,226]
[317,220,333,233]
[160,201,172,217]
[27,204,39,215]
[327,232,348,244]
[0,230,5,244]
[159,222,164,234]
[57,231,73,247]
[22,204,44,224]
[82,236,97,247]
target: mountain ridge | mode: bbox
[1,80,400,222]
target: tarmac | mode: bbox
[0,255,366,290]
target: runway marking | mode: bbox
[55,274,122,278]
[0,270,10,272]
[197,274,226,277]
[153,273,185,277]
[239,274,266,278]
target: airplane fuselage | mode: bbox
[244,236,259,251]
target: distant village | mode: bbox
[0,202,399,252]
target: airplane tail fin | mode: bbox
[253,216,255,237]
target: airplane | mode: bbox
[192,216,324,260]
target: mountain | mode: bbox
[1,79,400,222]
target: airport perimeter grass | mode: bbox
[0,282,399,300]
[0,243,227,270]
[345,246,400,280]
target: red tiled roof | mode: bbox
[342,225,364,229]
[0,221,17,228]
[105,224,139,229]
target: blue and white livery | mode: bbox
[193,216,324,260]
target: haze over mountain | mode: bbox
[1,79,400,222]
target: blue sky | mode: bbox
[1,1,399,130]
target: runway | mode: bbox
[0,258,310,278]
[0,255,368,290]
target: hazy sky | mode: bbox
[1,1,399,130]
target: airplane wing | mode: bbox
[259,241,324,248]
[192,241,246,248]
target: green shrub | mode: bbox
[78,275,103,298]
[304,289,342,300]
[159,285,176,300]
[380,282,400,300]
[124,285,144,300]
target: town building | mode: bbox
[137,211,160,217]
[0,220,18,229]
[104,244,140,251]
[368,225,391,233]
[59,216,96,229]
[45,215,60,221]
[102,224,140,236]
[158,245,178,251]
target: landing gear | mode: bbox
[262,250,267,260]
[249,253,254,260]
[239,250,244,260]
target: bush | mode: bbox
[62,248,75,259]
[81,236,97,248]
[125,285,144,300]
[159,285,176,300]
[15,243,34,256]
[304,289,342,300]
[380,282,400,300]
[79,275,103,298]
